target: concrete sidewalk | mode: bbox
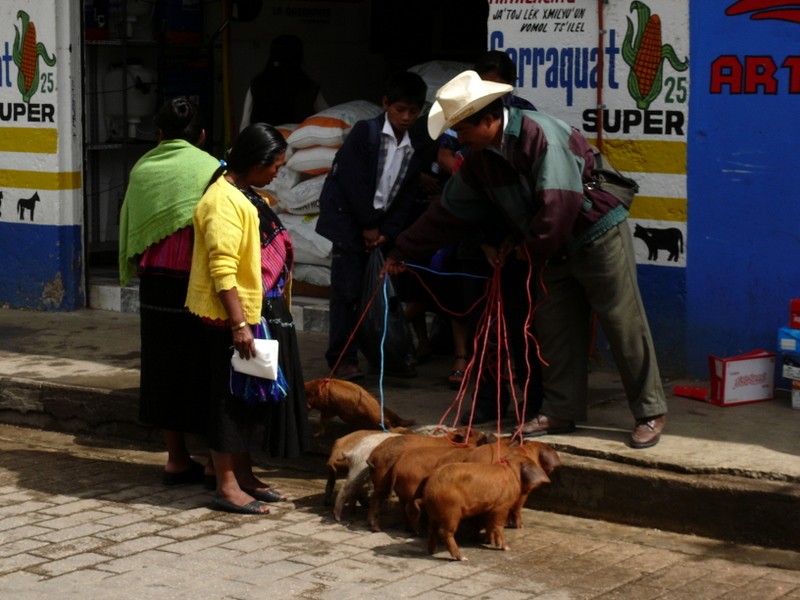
[0,305,798,552]
[2,423,800,599]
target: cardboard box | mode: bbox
[782,353,800,381]
[707,350,775,406]
[778,327,800,353]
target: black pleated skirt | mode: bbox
[205,296,311,458]
[138,274,210,435]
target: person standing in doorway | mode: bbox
[240,34,328,130]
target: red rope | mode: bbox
[326,257,549,446]
[404,266,489,319]
[426,254,549,443]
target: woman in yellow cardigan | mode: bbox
[187,123,310,515]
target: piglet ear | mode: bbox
[537,445,562,475]
[520,462,550,489]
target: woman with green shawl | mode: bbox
[118,97,221,485]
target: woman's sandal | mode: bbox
[212,495,270,515]
[447,355,470,388]
[242,486,288,503]
[204,475,286,503]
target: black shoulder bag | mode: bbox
[585,146,639,209]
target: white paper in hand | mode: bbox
[230,339,279,380]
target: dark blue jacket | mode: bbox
[315,113,425,251]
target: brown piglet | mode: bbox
[365,428,487,532]
[305,378,414,437]
[432,439,561,528]
[390,445,476,533]
[419,456,552,561]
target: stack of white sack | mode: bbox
[262,100,382,288]
[263,61,468,289]
[408,60,471,105]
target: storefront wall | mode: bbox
[0,0,83,310]
[686,0,800,375]
[2,1,798,378]
[490,0,800,376]
[489,0,689,373]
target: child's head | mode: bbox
[382,71,427,135]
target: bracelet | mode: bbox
[231,321,248,331]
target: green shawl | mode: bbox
[118,139,221,285]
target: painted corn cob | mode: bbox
[622,1,689,110]
[13,11,57,104]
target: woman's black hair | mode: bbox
[206,123,288,189]
[156,97,204,143]
[474,50,518,85]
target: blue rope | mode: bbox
[403,262,490,280]
[377,275,389,432]
[373,262,487,433]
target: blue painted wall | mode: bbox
[0,223,84,310]
[686,1,800,376]
[640,265,686,377]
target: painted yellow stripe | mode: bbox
[587,138,687,175]
[629,196,686,222]
[0,127,58,153]
[0,169,81,190]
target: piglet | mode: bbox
[325,430,393,506]
[433,439,561,529]
[419,457,551,561]
[305,378,414,437]
[332,430,403,521]
[366,428,487,532]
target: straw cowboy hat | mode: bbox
[427,70,513,139]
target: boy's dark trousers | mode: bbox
[326,243,368,368]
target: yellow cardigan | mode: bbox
[185,176,263,323]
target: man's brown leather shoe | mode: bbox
[630,415,665,448]
[520,414,576,437]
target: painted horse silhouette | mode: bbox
[17,191,40,221]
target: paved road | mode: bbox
[1,424,799,599]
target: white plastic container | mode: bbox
[103,62,157,139]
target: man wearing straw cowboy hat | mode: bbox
[385,70,667,449]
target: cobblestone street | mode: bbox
[1,424,799,599]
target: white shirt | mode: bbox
[374,118,413,210]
